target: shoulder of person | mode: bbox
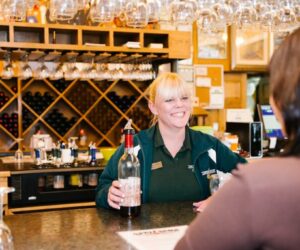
[235,157,300,180]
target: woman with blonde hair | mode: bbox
[96,72,246,210]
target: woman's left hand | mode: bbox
[193,197,211,213]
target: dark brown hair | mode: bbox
[269,27,300,155]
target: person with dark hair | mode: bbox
[175,27,300,250]
[95,72,246,210]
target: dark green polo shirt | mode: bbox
[148,125,202,202]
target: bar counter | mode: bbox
[4,202,196,250]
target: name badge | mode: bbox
[151,161,163,170]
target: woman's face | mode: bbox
[149,93,192,130]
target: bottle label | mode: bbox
[119,177,141,207]
[125,134,133,148]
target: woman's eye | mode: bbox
[165,98,174,102]
[181,96,189,101]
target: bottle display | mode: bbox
[107,92,136,113]
[118,119,141,218]
[45,109,77,136]
[0,91,10,108]
[0,112,18,138]
[67,82,98,114]
[23,91,54,114]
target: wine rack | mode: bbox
[0,22,191,152]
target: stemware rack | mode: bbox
[0,22,191,152]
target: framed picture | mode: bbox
[197,28,227,59]
[269,27,297,58]
[194,24,230,71]
[231,25,269,70]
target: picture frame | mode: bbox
[194,24,231,71]
[231,25,269,71]
[269,27,297,59]
[197,28,227,60]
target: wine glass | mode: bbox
[35,61,49,79]
[89,0,115,24]
[15,138,24,162]
[1,52,14,80]
[125,0,149,28]
[49,0,78,22]
[0,187,15,250]
[20,53,33,80]
[209,174,220,195]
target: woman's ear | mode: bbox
[148,101,158,115]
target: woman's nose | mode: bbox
[175,98,183,107]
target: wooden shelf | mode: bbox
[0,22,191,152]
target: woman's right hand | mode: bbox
[107,180,124,209]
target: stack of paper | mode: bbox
[84,42,106,47]
[148,43,163,49]
[118,225,187,250]
[123,41,141,48]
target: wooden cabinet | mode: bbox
[0,171,10,215]
[0,22,191,152]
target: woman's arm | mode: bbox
[175,169,254,250]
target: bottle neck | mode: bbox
[124,133,134,153]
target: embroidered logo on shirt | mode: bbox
[151,161,163,170]
[201,169,217,176]
[187,165,195,172]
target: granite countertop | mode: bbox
[4,202,197,250]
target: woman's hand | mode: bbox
[193,197,212,213]
[107,180,124,209]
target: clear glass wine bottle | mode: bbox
[118,119,141,218]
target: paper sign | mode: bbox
[208,87,224,109]
[118,225,188,250]
[196,77,211,87]
[194,66,207,76]
[226,109,253,123]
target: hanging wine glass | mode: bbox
[64,56,80,80]
[89,0,116,24]
[277,0,297,31]
[0,187,15,250]
[20,53,33,80]
[197,0,219,32]
[212,0,233,28]
[49,0,78,22]
[50,63,64,80]
[1,52,14,80]
[158,0,174,25]
[35,61,49,79]
[125,0,149,28]
[1,0,26,22]
[147,0,160,24]
[235,0,258,29]
[171,0,197,27]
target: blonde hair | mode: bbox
[148,72,193,125]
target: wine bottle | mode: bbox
[118,119,141,218]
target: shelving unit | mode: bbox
[0,22,191,152]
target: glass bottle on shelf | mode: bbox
[79,129,87,147]
[118,119,141,218]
